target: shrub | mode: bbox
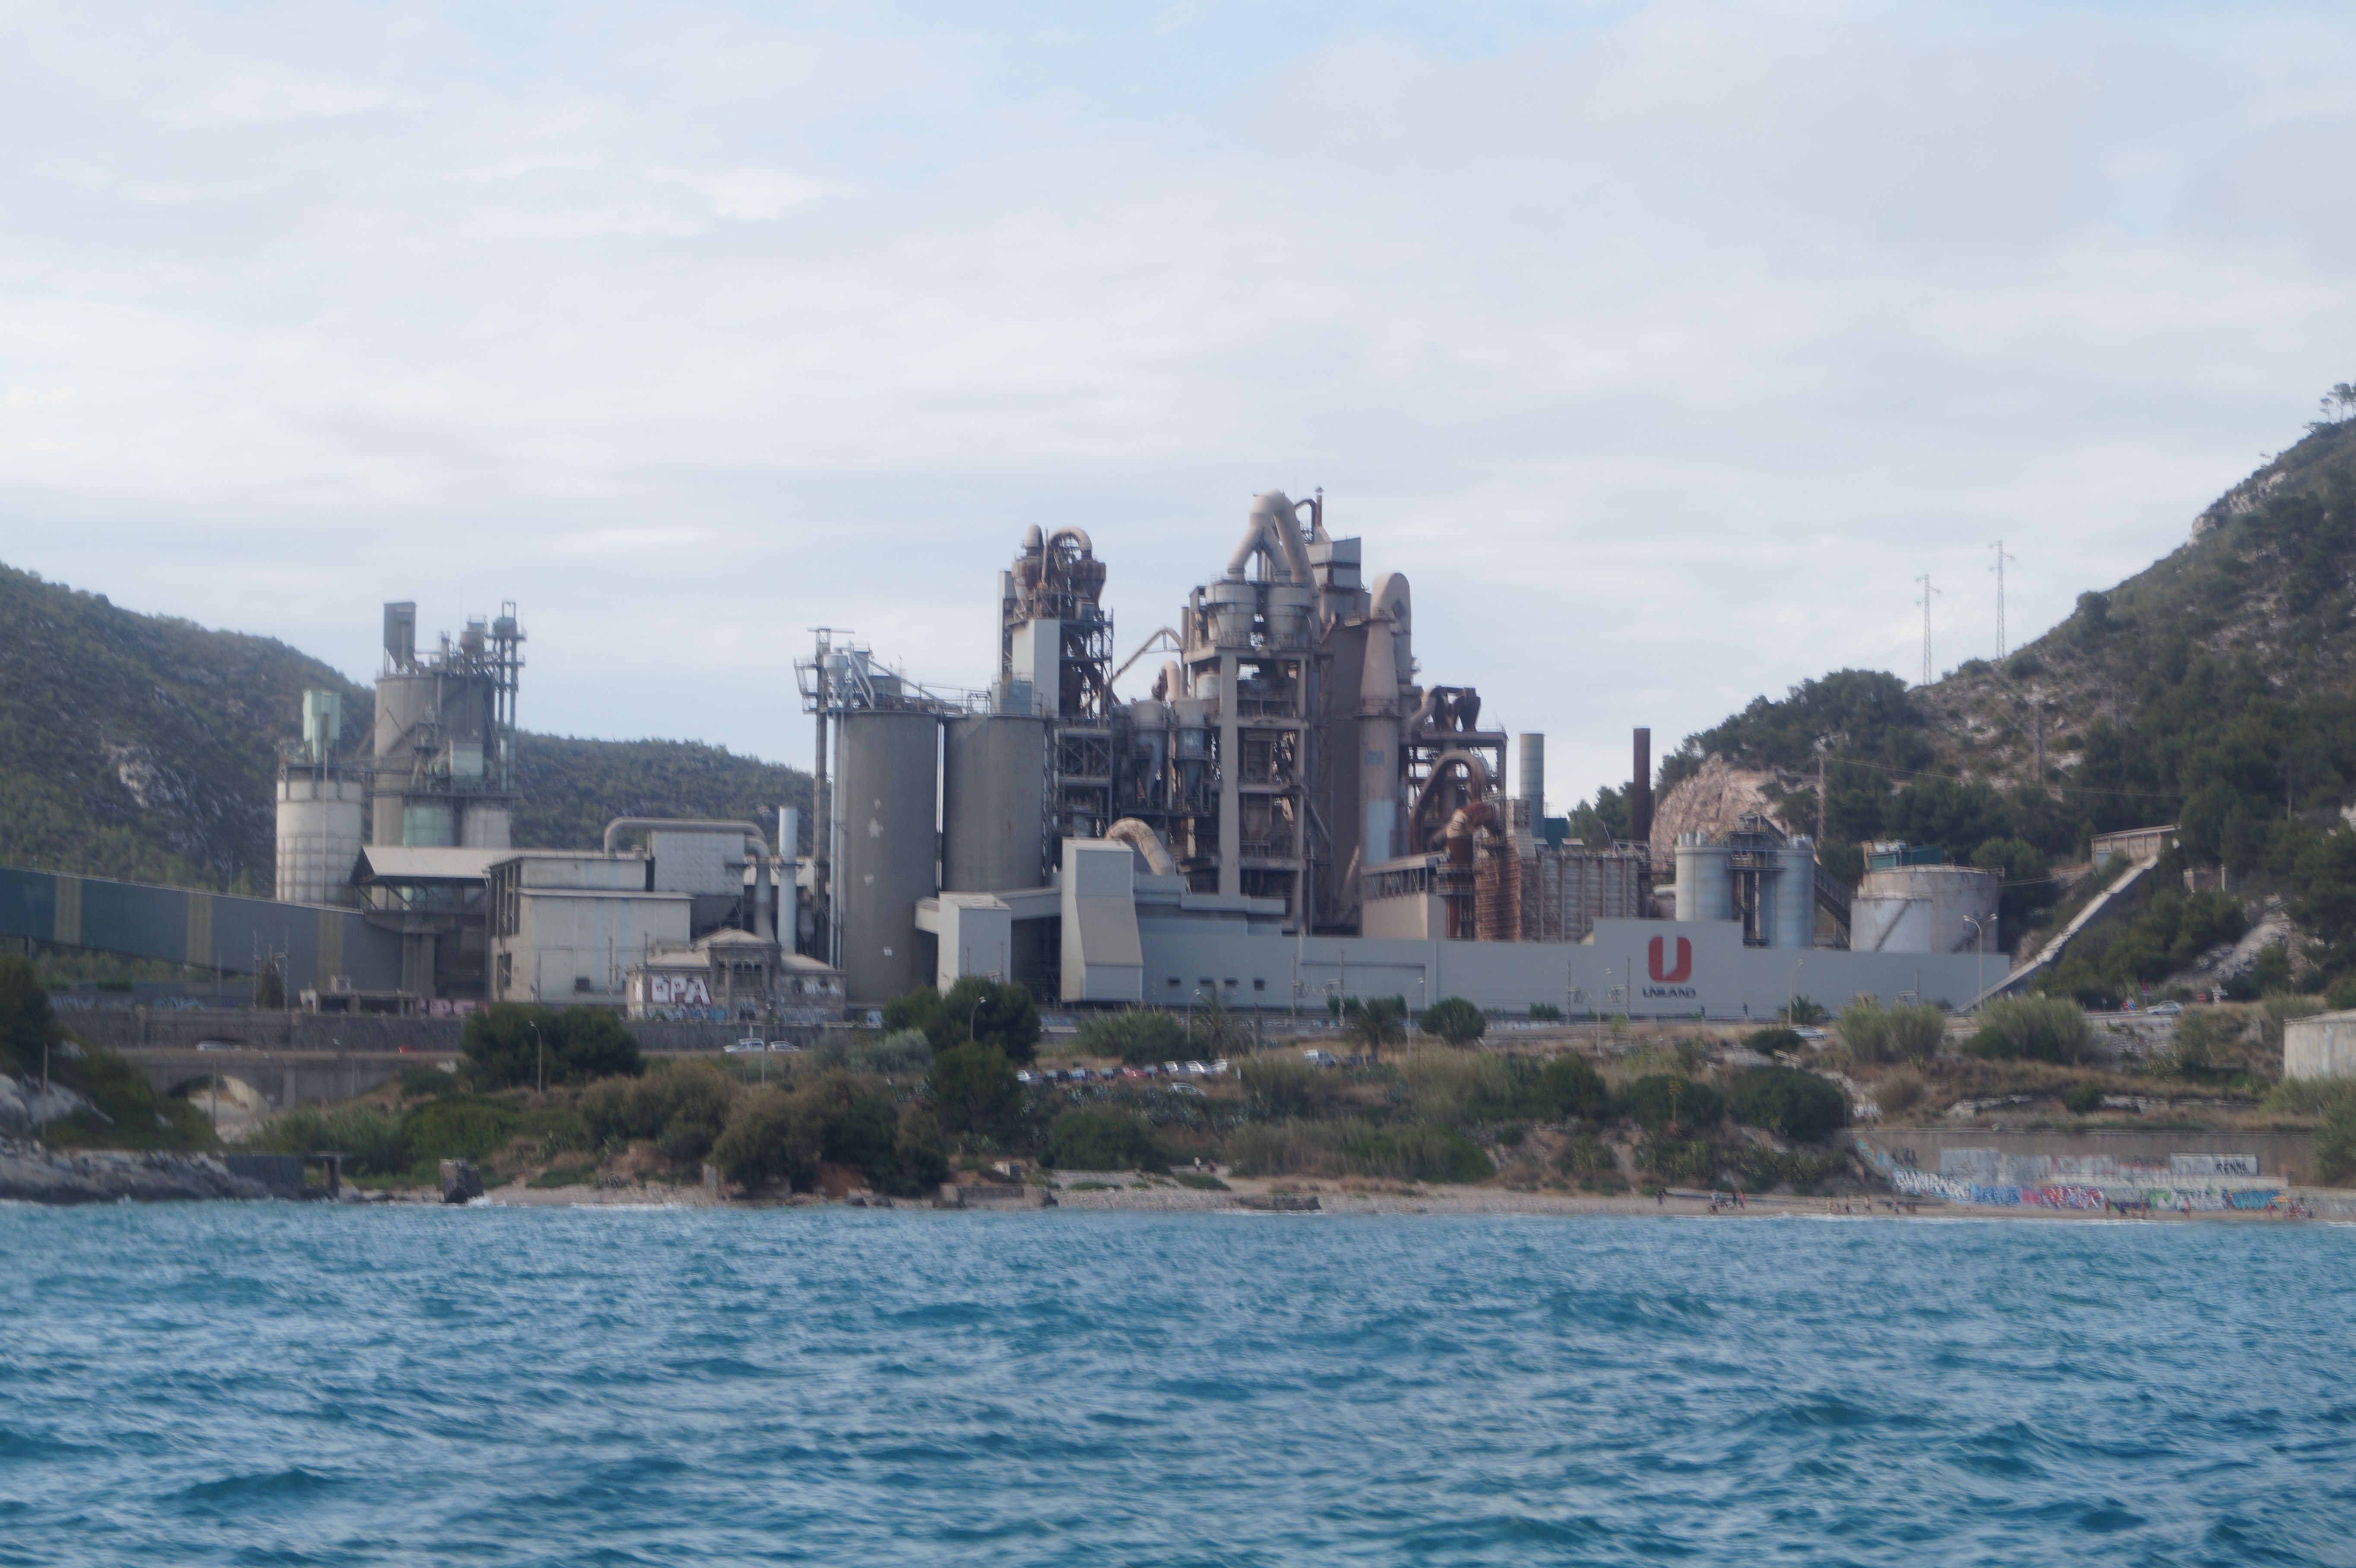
[1533,1054,1610,1121]
[1616,1074,1723,1133]
[255,1104,411,1175]
[1787,996,1828,1025]
[1239,1053,1337,1117]
[851,1029,934,1077]
[399,1065,458,1099]
[1884,1005,1948,1062]
[1047,1110,1165,1170]
[2328,974,2356,1012]
[1402,1050,1511,1128]
[1964,996,2091,1064]
[885,978,1042,1064]
[1877,1069,1926,1119]
[1076,1008,1188,1065]
[710,1087,819,1190]
[1835,999,1889,1063]
[1727,1067,1847,1142]
[2171,1008,2240,1073]
[461,1003,643,1089]
[2317,1096,2356,1187]
[1419,997,1487,1047]
[1637,1136,1716,1183]
[402,1098,522,1164]
[1222,1119,1490,1183]
[927,1043,1018,1135]
[577,1062,738,1162]
[2061,1082,2104,1116]
[1556,1133,1617,1184]
[1744,1027,1803,1056]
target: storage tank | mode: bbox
[1517,733,1545,816]
[1850,865,2000,954]
[1771,843,1818,950]
[836,710,941,1002]
[1674,836,1733,922]
[942,713,1048,893]
[275,771,366,906]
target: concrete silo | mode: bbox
[274,689,366,907]
[942,713,1049,894]
[835,708,941,1002]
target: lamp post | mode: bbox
[528,1019,545,1095]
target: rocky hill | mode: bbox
[0,563,810,892]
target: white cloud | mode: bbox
[0,1,2352,813]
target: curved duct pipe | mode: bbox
[1105,817,1177,876]
[1405,689,1444,732]
[1046,526,1094,556]
[1406,750,1493,853]
[1223,490,1314,585]
[601,817,775,939]
[1441,798,1502,939]
[1153,659,1184,702]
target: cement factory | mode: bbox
[0,494,1995,1022]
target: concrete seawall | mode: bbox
[1859,1128,2322,1186]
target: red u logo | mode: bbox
[1648,936,1691,983]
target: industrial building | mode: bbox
[0,496,1992,1020]
[796,494,1987,1016]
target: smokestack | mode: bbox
[1517,733,1545,815]
[1629,728,1653,848]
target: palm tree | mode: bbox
[1341,995,1408,1064]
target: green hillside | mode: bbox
[1637,403,2356,999]
[0,563,810,891]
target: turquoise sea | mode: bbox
[2,1204,2352,1565]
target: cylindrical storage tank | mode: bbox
[1674,836,1733,923]
[1517,733,1545,815]
[1849,865,2000,953]
[275,771,367,906]
[1266,584,1315,648]
[1772,845,1818,949]
[836,710,941,1002]
[942,714,1048,893]
[370,672,440,843]
[1206,580,1255,646]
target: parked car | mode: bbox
[1209,1059,1232,1075]
[1120,1066,1149,1080]
[2148,1001,2184,1016]
[1183,1060,1209,1076]
[1302,1049,1339,1068]
[1016,1070,1038,1084]
[194,1040,234,1052]
[1162,1060,1184,1076]
[1167,1082,1206,1097]
[1793,1027,1828,1041]
[766,1040,801,1053]
[724,1040,764,1055]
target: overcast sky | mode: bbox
[3,1,2352,811]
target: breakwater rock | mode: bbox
[0,1138,270,1204]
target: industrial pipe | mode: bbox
[600,817,776,940]
[1406,750,1494,853]
[1630,729,1654,849]
[1105,818,1178,876]
[1223,491,1314,585]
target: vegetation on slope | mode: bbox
[0,562,812,891]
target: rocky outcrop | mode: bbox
[0,1138,271,1204]
[0,1077,91,1138]
[1650,755,1792,866]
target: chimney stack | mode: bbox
[1629,728,1653,848]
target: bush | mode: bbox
[1222,1119,1490,1183]
[927,1043,1019,1135]
[1744,1027,1803,1056]
[402,1098,522,1164]
[1727,1067,1847,1142]
[1964,996,2091,1064]
[1637,1136,1716,1184]
[461,1003,643,1089]
[577,1062,738,1164]
[2061,1082,2104,1116]
[884,978,1042,1064]
[1787,996,1828,1026]
[1047,1110,1165,1170]
[254,1104,411,1175]
[0,954,58,1078]
[1877,1070,1926,1119]
[1239,1053,1338,1117]
[1835,999,1889,1063]
[1075,1009,1188,1065]
[1836,999,1944,1063]
[710,1086,819,1190]
[851,1029,934,1077]
[1616,1074,1724,1133]
[1533,1054,1610,1121]
[1402,1050,1511,1128]
[2171,1007,2241,1072]
[1556,1133,1617,1185]
[2317,1096,2356,1187]
[399,1065,458,1099]
[1419,997,1487,1047]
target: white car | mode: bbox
[1209,1059,1232,1075]
[1015,1070,1038,1084]
[1168,1082,1206,1097]
[2148,1002,2184,1016]
[723,1040,765,1055]
[1302,1049,1339,1068]
[766,1040,801,1053]
[1162,1060,1185,1076]
[1184,1060,1210,1076]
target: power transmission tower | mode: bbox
[1989,539,2016,658]
[1916,575,1940,687]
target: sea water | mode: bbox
[2,1205,2352,1565]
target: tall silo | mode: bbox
[836,710,941,1002]
[942,713,1049,893]
[275,688,366,906]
